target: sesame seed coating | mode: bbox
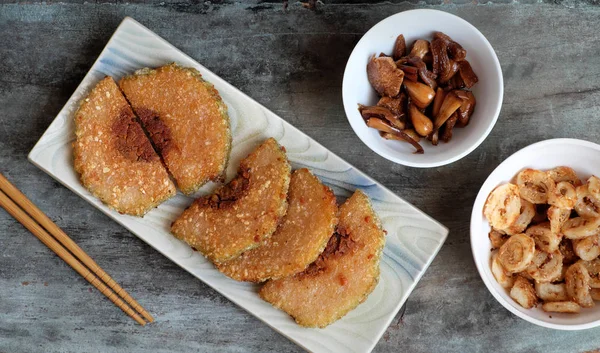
[73,77,176,216]
[259,190,386,328]
[171,138,291,263]
[217,168,338,282]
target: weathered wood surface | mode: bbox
[1,1,600,352]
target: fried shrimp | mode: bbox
[510,276,537,309]
[485,168,600,314]
[491,251,514,288]
[526,222,561,253]
[578,259,600,288]
[498,233,535,273]
[489,229,509,249]
[517,168,555,204]
[547,206,570,235]
[547,166,582,187]
[542,301,581,313]
[548,181,577,210]
[565,262,594,308]
[574,184,600,219]
[560,239,579,265]
[587,176,600,200]
[525,249,563,283]
[535,282,568,302]
[484,184,521,230]
[503,199,535,235]
[562,217,600,240]
[572,235,600,261]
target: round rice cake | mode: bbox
[259,190,386,328]
[73,77,176,216]
[119,63,231,195]
[171,138,291,263]
[217,168,338,282]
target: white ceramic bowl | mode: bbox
[342,9,503,168]
[471,138,600,330]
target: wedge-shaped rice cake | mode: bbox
[171,138,291,263]
[217,168,338,282]
[73,77,176,216]
[119,64,231,194]
[259,190,385,328]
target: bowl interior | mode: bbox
[342,9,503,167]
[471,139,600,329]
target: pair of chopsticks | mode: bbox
[0,173,153,326]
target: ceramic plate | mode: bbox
[28,17,448,353]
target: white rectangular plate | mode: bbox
[28,17,448,353]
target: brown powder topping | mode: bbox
[135,108,174,156]
[304,228,358,276]
[111,108,158,162]
[200,168,251,209]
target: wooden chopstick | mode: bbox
[0,175,151,325]
[0,173,154,323]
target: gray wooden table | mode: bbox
[1,1,600,352]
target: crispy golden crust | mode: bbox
[119,63,231,194]
[217,169,338,282]
[171,138,291,263]
[259,190,386,328]
[73,77,176,216]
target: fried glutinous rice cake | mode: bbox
[217,168,338,282]
[171,138,291,263]
[73,77,176,216]
[259,190,386,328]
[119,63,231,195]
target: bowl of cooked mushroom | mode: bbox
[471,138,600,330]
[342,9,503,167]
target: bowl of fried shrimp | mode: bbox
[471,138,600,330]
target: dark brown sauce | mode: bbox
[112,108,158,162]
[135,108,174,155]
[199,168,251,209]
[304,228,358,276]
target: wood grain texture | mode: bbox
[1,1,600,352]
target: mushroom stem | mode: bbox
[433,91,463,131]
[409,103,434,137]
[381,128,421,142]
[432,87,447,117]
[366,118,424,154]
[403,80,435,109]
[409,39,430,59]
[358,104,406,130]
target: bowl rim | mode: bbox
[342,9,504,168]
[470,138,600,331]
